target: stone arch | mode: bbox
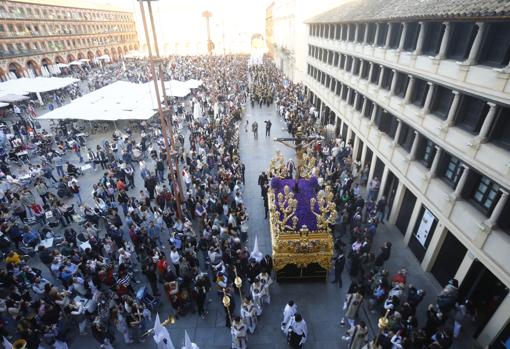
[55,55,66,64]
[87,51,94,60]
[77,52,85,59]
[103,48,109,55]
[26,59,41,76]
[117,46,123,55]
[66,53,75,62]
[96,49,102,57]
[41,57,53,67]
[8,62,24,78]
[128,44,133,50]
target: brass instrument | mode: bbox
[13,339,27,349]
[141,314,176,337]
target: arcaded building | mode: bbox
[305,0,510,346]
[0,0,139,79]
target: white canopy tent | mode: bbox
[0,102,9,108]
[57,63,70,68]
[185,79,203,89]
[159,80,191,98]
[38,81,160,121]
[69,61,83,66]
[0,92,29,103]
[0,77,78,104]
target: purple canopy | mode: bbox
[271,176,320,230]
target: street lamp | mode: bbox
[234,266,243,300]
[138,0,184,219]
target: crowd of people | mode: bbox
[0,54,475,349]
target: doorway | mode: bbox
[459,260,509,338]
[383,170,399,220]
[431,231,467,286]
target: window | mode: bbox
[388,22,403,49]
[455,95,489,134]
[364,99,374,118]
[440,153,464,188]
[418,138,436,168]
[341,86,348,100]
[380,68,393,90]
[348,24,355,41]
[478,22,510,68]
[366,23,376,44]
[341,24,348,41]
[446,22,477,61]
[375,108,391,134]
[355,93,363,111]
[411,78,429,107]
[388,116,400,139]
[334,52,339,66]
[348,90,355,105]
[430,86,453,120]
[370,64,381,84]
[403,22,420,51]
[335,24,341,40]
[360,61,369,79]
[357,24,365,43]
[352,58,360,75]
[394,72,409,98]
[339,54,346,69]
[472,175,500,213]
[376,23,388,46]
[345,56,353,71]
[336,82,342,95]
[489,106,510,150]
[398,123,415,152]
[422,22,445,56]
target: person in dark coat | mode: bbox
[374,242,392,267]
[144,174,157,200]
[331,251,346,288]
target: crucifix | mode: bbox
[274,127,322,180]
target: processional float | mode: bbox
[269,130,337,281]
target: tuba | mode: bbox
[13,339,27,349]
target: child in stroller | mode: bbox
[136,286,160,311]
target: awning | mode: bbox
[69,61,83,66]
[57,63,70,68]
[185,79,203,89]
[0,102,9,108]
[0,93,30,103]
[0,77,79,94]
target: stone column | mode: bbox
[367,152,378,188]
[354,23,359,43]
[388,181,406,225]
[346,127,353,143]
[436,22,451,59]
[377,166,390,201]
[385,23,393,48]
[392,120,402,147]
[398,22,408,51]
[414,22,425,55]
[404,76,415,103]
[353,92,359,110]
[422,82,435,115]
[389,69,398,94]
[367,62,374,82]
[352,134,360,161]
[428,146,442,177]
[351,58,357,75]
[465,22,486,65]
[444,90,461,126]
[363,24,369,44]
[346,24,351,42]
[408,131,420,160]
[346,88,353,106]
[451,165,469,200]
[404,198,423,245]
[361,97,368,116]
[370,104,378,125]
[373,23,380,47]
[485,190,509,228]
[360,142,368,166]
[476,102,498,143]
[377,66,385,88]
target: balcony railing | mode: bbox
[0,10,130,22]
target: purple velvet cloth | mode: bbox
[271,176,320,230]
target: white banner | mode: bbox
[415,208,435,246]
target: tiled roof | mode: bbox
[306,0,510,23]
[9,0,131,13]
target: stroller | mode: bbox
[136,286,160,311]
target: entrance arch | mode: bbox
[96,49,102,57]
[77,52,85,60]
[66,53,75,62]
[8,62,24,78]
[26,59,41,76]
[55,55,66,64]
[87,51,94,60]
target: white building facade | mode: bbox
[270,0,338,83]
[305,0,510,346]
